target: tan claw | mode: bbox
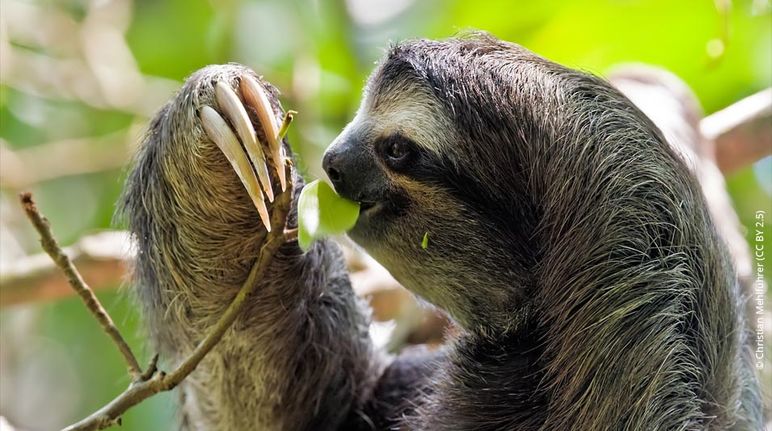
[214,81,274,202]
[200,105,272,231]
[239,75,287,192]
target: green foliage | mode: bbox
[297,179,360,250]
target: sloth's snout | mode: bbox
[323,147,362,201]
[322,150,345,192]
[323,138,386,204]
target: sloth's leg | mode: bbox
[122,64,392,430]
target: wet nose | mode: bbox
[322,150,345,192]
[322,137,385,202]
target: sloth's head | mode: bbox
[323,34,666,333]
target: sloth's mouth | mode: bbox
[357,191,407,221]
[359,201,379,214]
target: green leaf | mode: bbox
[421,232,429,250]
[297,179,360,251]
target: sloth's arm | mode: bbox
[121,64,440,430]
[342,346,445,430]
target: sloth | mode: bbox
[121,34,762,430]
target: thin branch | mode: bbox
[19,193,143,378]
[277,110,297,140]
[139,354,159,382]
[58,163,295,431]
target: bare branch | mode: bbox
[1,231,131,306]
[59,163,295,431]
[1,133,135,190]
[701,88,772,173]
[19,193,142,378]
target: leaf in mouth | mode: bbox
[297,179,360,251]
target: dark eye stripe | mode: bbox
[377,134,418,171]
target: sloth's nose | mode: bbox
[322,150,345,192]
[323,138,384,203]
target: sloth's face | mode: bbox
[323,68,528,331]
[322,81,454,246]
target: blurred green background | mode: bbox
[0,0,769,429]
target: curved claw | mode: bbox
[214,82,274,202]
[239,75,287,192]
[200,105,272,232]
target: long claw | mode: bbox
[239,75,287,192]
[214,82,274,202]
[200,105,272,231]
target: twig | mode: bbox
[139,354,160,382]
[277,110,297,141]
[57,163,295,431]
[19,193,142,378]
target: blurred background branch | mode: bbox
[1,231,129,307]
[0,133,135,190]
[703,88,772,173]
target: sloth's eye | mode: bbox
[386,140,409,161]
[379,134,416,170]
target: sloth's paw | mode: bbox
[198,74,289,232]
